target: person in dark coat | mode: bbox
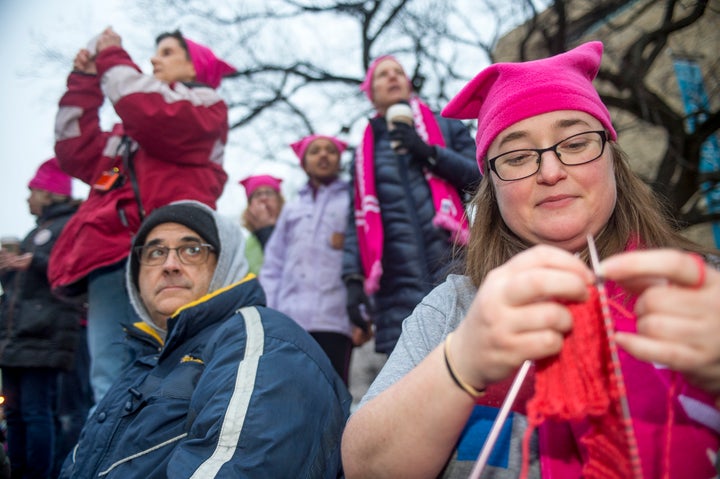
[58,201,350,478]
[343,55,480,355]
[0,158,82,479]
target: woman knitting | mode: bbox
[341,41,720,479]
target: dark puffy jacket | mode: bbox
[343,114,479,354]
[0,202,83,370]
[59,278,351,478]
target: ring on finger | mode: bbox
[689,253,706,289]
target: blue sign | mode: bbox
[673,58,720,247]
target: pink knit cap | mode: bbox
[290,134,348,164]
[239,175,283,200]
[28,157,72,196]
[359,55,413,102]
[184,37,237,89]
[442,41,617,173]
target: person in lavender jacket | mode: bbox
[260,134,372,385]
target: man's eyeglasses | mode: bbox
[488,130,608,181]
[134,242,215,266]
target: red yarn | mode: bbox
[519,286,642,479]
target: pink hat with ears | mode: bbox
[290,134,348,164]
[238,175,283,200]
[183,37,237,89]
[28,157,72,196]
[442,41,617,174]
[359,54,413,102]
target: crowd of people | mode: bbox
[1,30,719,479]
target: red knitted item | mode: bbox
[519,286,642,479]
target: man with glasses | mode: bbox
[58,201,351,478]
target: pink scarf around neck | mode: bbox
[353,97,469,295]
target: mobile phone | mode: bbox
[86,33,102,57]
[93,169,122,191]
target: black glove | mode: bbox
[389,122,437,167]
[345,278,372,332]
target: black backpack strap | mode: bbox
[120,135,145,221]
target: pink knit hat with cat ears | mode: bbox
[184,37,237,89]
[28,157,72,196]
[442,41,617,174]
[238,175,283,200]
[290,134,348,164]
[360,55,413,102]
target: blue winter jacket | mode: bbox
[343,114,479,354]
[59,276,351,478]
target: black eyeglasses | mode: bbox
[134,242,215,266]
[488,130,608,181]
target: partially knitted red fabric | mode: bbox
[519,286,642,479]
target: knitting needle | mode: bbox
[468,359,532,479]
[586,234,643,479]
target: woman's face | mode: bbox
[303,138,342,186]
[151,37,196,84]
[487,110,616,252]
[370,59,412,115]
[27,188,51,217]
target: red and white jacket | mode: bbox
[49,45,229,292]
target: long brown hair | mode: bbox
[464,142,714,287]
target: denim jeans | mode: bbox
[87,260,139,404]
[53,326,92,477]
[3,367,58,479]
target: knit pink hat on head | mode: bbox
[290,134,348,164]
[442,41,617,174]
[184,37,237,89]
[28,157,72,196]
[359,55,412,102]
[239,175,283,200]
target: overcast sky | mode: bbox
[0,0,297,239]
[0,0,494,242]
[1,0,126,237]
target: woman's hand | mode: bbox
[245,201,278,231]
[352,325,374,347]
[95,27,122,53]
[73,49,96,74]
[0,251,32,272]
[450,245,594,391]
[602,249,720,401]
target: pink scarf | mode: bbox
[353,97,469,295]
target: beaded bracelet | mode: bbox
[443,332,485,399]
